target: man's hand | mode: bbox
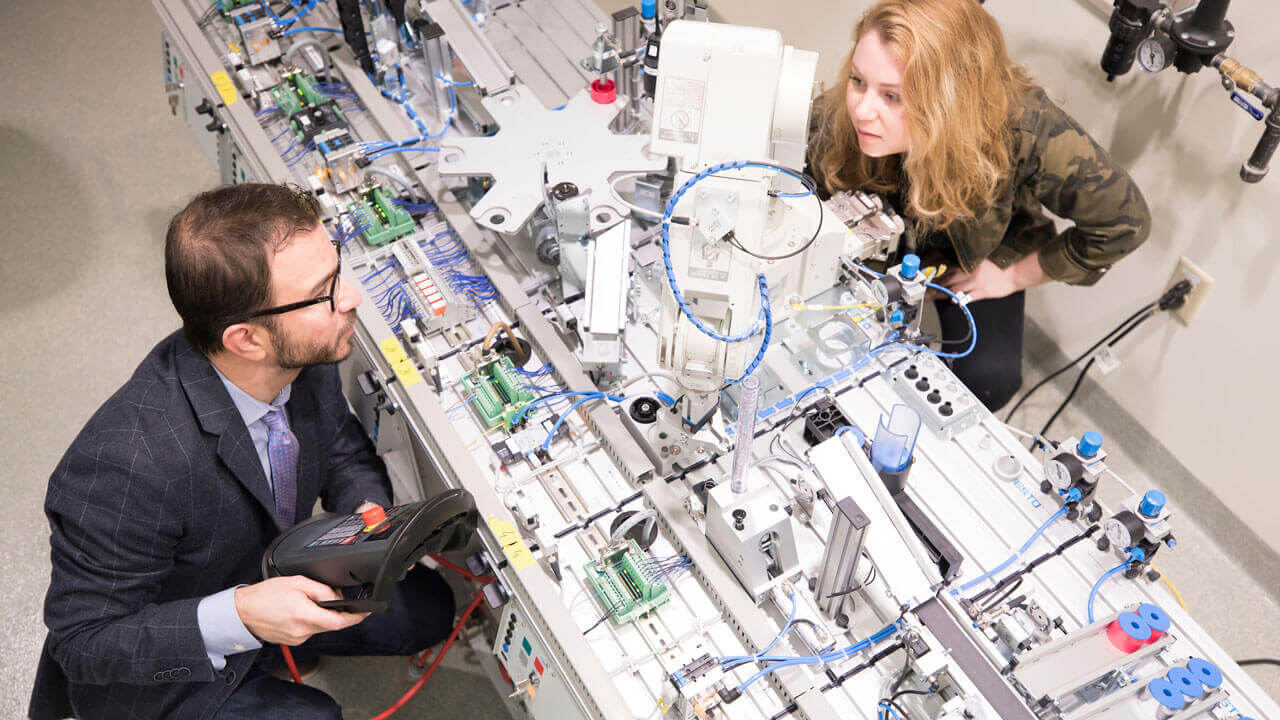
[926,254,1050,302]
[234,576,370,646]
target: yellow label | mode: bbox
[210,71,238,106]
[378,337,422,387]
[487,516,535,571]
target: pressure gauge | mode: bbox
[1043,452,1084,490]
[1137,35,1176,73]
[1105,510,1146,549]
[872,275,902,308]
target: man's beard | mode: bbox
[268,316,353,369]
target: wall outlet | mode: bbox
[1165,256,1213,326]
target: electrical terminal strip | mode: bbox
[412,272,448,318]
[391,240,473,329]
[348,183,415,246]
[461,356,537,430]
[582,539,672,626]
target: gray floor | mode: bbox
[0,1,1276,719]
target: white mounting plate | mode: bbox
[436,84,666,234]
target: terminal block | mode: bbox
[348,183,415,246]
[461,356,537,430]
[582,539,671,626]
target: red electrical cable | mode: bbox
[366,590,487,720]
[282,643,304,684]
[279,557,493,719]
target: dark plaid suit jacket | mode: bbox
[29,330,391,720]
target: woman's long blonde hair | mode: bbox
[812,0,1034,232]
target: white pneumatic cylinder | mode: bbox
[730,376,760,495]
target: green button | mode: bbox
[522,638,532,656]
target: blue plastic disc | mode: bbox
[1186,657,1223,689]
[1137,603,1171,634]
[1167,667,1204,697]
[1146,678,1186,710]
[1116,611,1152,642]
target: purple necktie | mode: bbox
[263,407,298,527]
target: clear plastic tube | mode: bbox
[870,404,920,474]
[730,376,761,494]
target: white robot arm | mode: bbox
[649,21,844,427]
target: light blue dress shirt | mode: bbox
[196,368,294,670]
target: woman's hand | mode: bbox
[927,254,1050,302]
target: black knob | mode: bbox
[926,390,942,404]
[1039,480,1053,494]
[205,119,223,132]
[938,402,953,417]
[1086,503,1103,523]
[1096,536,1111,551]
[629,397,660,424]
[1146,568,1162,582]
[195,98,214,115]
[732,509,747,531]
[904,365,918,380]
[915,378,930,392]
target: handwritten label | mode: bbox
[487,516,535,571]
[378,337,422,387]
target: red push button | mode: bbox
[361,505,387,531]
[534,658,544,675]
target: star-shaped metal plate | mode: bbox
[436,84,667,234]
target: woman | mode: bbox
[807,0,1151,411]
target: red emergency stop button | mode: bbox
[361,505,387,531]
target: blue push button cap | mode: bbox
[1139,489,1166,518]
[900,254,920,280]
[641,0,656,18]
[1078,430,1103,458]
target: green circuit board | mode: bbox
[461,357,537,430]
[582,540,671,625]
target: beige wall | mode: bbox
[712,1,1280,554]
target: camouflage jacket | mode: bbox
[809,86,1151,285]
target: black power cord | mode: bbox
[1032,280,1193,442]
[1237,658,1280,668]
[1003,279,1193,448]
[1004,302,1154,423]
[1036,307,1156,441]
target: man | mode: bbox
[29,184,455,720]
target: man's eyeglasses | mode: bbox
[242,244,341,321]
